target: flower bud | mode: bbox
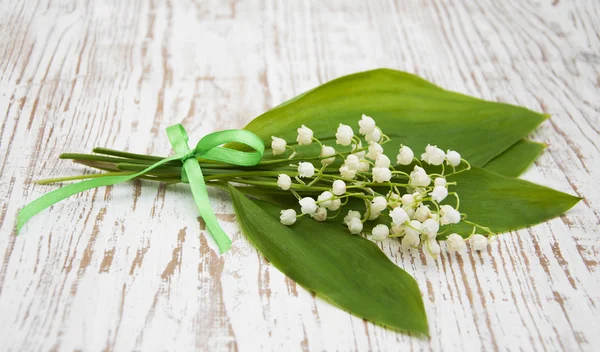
[332,180,346,195]
[470,234,488,251]
[371,224,390,241]
[297,162,315,178]
[446,150,461,166]
[277,174,292,190]
[280,209,297,225]
[299,197,317,214]
[296,125,313,145]
[347,217,363,234]
[401,194,415,207]
[271,136,287,155]
[358,160,370,172]
[320,145,336,165]
[446,233,467,252]
[358,114,376,135]
[336,124,354,146]
[396,145,414,165]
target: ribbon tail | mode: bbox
[17,157,179,231]
[182,158,232,254]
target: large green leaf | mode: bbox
[483,140,546,177]
[446,167,580,235]
[244,69,547,166]
[229,185,429,335]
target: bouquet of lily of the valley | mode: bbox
[18,69,579,335]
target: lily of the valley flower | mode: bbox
[320,145,336,165]
[470,234,488,250]
[446,233,467,252]
[336,124,354,146]
[421,144,445,165]
[371,224,389,241]
[297,162,315,178]
[446,150,461,166]
[358,114,376,135]
[277,174,292,190]
[280,209,297,225]
[299,197,317,214]
[297,125,313,145]
[271,136,287,155]
[332,180,346,195]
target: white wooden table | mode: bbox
[1,1,599,351]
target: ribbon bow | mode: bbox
[17,124,265,254]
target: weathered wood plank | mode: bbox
[0,0,598,351]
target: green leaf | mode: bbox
[244,69,547,166]
[228,185,429,335]
[446,167,580,234]
[483,140,546,177]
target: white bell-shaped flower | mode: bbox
[352,141,365,159]
[402,231,420,249]
[446,233,467,252]
[421,144,446,165]
[430,186,448,203]
[296,125,313,145]
[371,224,390,241]
[277,174,292,190]
[434,177,447,187]
[347,217,363,234]
[335,124,354,146]
[299,197,317,214]
[297,162,315,178]
[311,207,327,221]
[366,142,384,160]
[280,209,297,225]
[401,194,415,207]
[409,165,431,187]
[427,239,441,257]
[365,128,381,143]
[413,204,431,222]
[345,154,360,170]
[391,223,405,235]
[317,191,334,208]
[390,206,409,226]
[470,234,488,251]
[372,167,392,183]
[271,136,287,155]
[375,154,391,168]
[440,205,461,225]
[446,150,461,166]
[396,145,414,165]
[332,180,346,195]
[343,210,361,224]
[320,145,336,166]
[405,220,422,238]
[371,196,388,213]
[339,165,357,179]
[358,160,370,172]
[421,218,440,240]
[358,114,376,135]
[327,198,341,211]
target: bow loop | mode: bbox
[17,123,265,255]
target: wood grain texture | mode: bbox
[0,0,598,351]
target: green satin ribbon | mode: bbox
[17,124,265,254]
